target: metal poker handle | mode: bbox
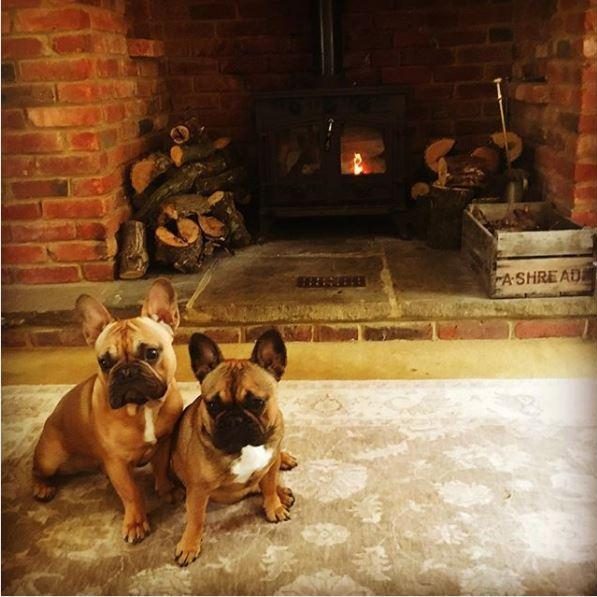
[493,77,512,175]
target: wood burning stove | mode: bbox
[254,0,408,237]
[255,86,407,235]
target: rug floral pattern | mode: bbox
[2,379,597,595]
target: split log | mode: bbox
[410,182,431,200]
[193,166,246,196]
[154,217,203,273]
[436,155,490,189]
[470,146,500,174]
[159,191,251,248]
[130,152,173,195]
[134,152,235,222]
[169,117,205,145]
[199,214,228,240]
[424,138,456,173]
[118,220,149,279]
[490,130,523,163]
[170,137,231,168]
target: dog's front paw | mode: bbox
[263,497,291,523]
[279,450,298,471]
[175,537,202,567]
[277,486,295,509]
[122,514,150,544]
[33,479,57,502]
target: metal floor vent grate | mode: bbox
[297,275,366,288]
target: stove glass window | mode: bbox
[340,125,386,175]
[277,125,321,177]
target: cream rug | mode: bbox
[2,379,597,596]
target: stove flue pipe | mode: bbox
[317,0,343,77]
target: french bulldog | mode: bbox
[169,328,296,566]
[32,278,183,544]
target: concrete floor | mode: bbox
[3,338,596,385]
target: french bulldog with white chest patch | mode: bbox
[168,328,297,566]
[32,278,183,544]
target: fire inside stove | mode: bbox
[341,125,387,176]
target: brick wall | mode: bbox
[511,0,597,226]
[1,0,169,284]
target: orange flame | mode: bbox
[353,152,364,175]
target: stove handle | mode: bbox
[324,117,335,151]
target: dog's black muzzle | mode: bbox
[213,407,266,454]
[108,361,167,409]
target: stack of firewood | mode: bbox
[411,131,523,202]
[118,117,251,278]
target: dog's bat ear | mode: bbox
[76,295,114,346]
[188,333,223,382]
[251,328,287,381]
[141,278,180,331]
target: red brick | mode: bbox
[81,261,116,282]
[11,178,68,198]
[92,32,128,55]
[2,37,45,59]
[2,131,64,154]
[459,6,513,26]
[15,8,91,32]
[15,265,81,284]
[127,38,164,57]
[362,323,433,341]
[514,319,587,339]
[575,163,597,183]
[2,109,27,129]
[56,81,112,103]
[71,170,122,196]
[437,320,510,340]
[48,240,110,262]
[381,66,432,85]
[433,65,483,83]
[27,105,103,127]
[178,326,241,345]
[579,114,597,133]
[2,202,41,220]
[19,58,94,81]
[95,58,120,78]
[42,197,108,219]
[11,222,76,242]
[2,243,47,264]
[67,131,100,151]
[2,11,13,34]
[455,82,496,99]
[1,328,29,348]
[89,9,127,33]
[51,33,93,53]
[315,324,358,342]
[245,325,313,343]
[457,44,513,64]
[2,83,56,107]
[35,154,105,177]
[2,267,14,285]
[104,103,126,122]
[434,29,487,47]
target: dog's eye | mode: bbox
[98,356,113,371]
[145,347,160,363]
[206,395,222,417]
[245,393,265,413]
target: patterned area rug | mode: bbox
[2,379,597,596]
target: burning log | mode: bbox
[424,138,456,173]
[155,215,203,273]
[130,152,173,195]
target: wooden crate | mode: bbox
[462,202,596,298]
